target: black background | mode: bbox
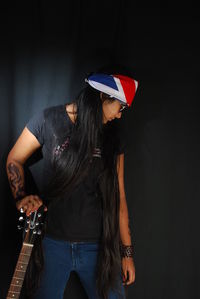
[1,1,200,298]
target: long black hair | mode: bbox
[45,83,124,299]
[26,72,127,299]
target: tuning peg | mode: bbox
[25,228,29,232]
[35,222,39,226]
[17,225,23,230]
[26,219,30,224]
[19,216,24,222]
[37,230,42,235]
[33,230,37,234]
[37,213,41,218]
[20,208,24,213]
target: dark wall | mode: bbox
[1,2,200,298]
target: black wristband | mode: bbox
[119,241,134,258]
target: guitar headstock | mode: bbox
[17,205,46,244]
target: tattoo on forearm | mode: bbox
[7,163,26,199]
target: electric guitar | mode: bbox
[6,205,46,299]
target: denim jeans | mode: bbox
[34,236,126,299]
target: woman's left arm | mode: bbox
[117,153,131,245]
[117,153,136,285]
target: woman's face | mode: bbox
[101,92,123,124]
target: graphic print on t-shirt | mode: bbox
[53,136,71,158]
[53,136,102,159]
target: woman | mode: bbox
[6,72,138,299]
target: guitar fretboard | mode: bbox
[7,242,33,299]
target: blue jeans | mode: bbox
[34,236,126,299]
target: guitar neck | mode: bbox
[7,242,33,299]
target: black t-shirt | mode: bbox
[26,104,126,242]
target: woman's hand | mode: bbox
[121,257,135,286]
[16,195,47,216]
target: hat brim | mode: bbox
[87,79,128,106]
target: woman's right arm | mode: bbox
[6,126,47,216]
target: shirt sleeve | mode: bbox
[25,109,45,145]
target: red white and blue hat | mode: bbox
[85,73,138,107]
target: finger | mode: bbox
[17,198,26,209]
[124,270,128,281]
[122,271,127,284]
[27,198,39,215]
[31,201,42,213]
[126,271,134,285]
[33,196,48,211]
[125,270,130,284]
[28,196,41,211]
[18,196,32,209]
[33,195,43,206]
[131,273,135,284]
[22,204,28,213]
[26,203,34,216]
[26,198,36,211]
[29,198,35,206]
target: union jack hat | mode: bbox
[85,73,138,107]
